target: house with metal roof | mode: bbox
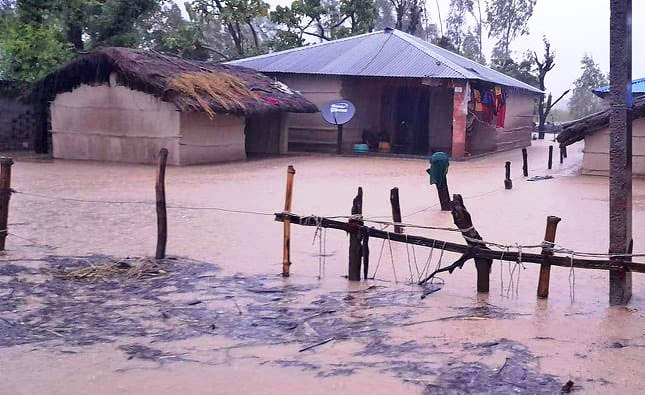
[592,77,645,99]
[229,28,543,159]
[558,79,645,177]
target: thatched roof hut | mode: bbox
[556,96,645,147]
[32,47,318,117]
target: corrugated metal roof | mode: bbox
[227,29,543,94]
[593,77,645,98]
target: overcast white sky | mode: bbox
[175,0,645,107]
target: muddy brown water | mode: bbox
[2,140,645,394]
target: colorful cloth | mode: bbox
[473,89,483,111]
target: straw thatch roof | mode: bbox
[31,47,318,117]
[557,96,645,147]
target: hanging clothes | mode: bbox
[473,89,483,112]
[496,90,507,128]
[481,90,495,122]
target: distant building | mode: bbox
[230,28,543,159]
[557,78,645,176]
[32,48,317,165]
[592,77,645,99]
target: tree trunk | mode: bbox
[247,21,260,50]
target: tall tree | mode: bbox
[374,0,394,29]
[15,0,158,49]
[140,3,211,60]
[191,0,270,57]
[568,54,608,119]
[388,0,423,34]
[487,0,536,70]
[533,35,569,138]
[270,0,376,49]
[468,0,484,62]
[445,0,483,63]
[446,0,470,52]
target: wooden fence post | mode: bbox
[348,187,363,281]
[451,194,492,292]
[390,187,403,234]
[155,149,168,259]
[562,145,568,159]
[537,216,561,298]
[560,146,565,164]
[0,158,13,251]
[522,148,529,177]
[282,165,296,277]
[548,145,553,170]
[504,161,513,190]
[436,180,451,211]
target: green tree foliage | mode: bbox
[444,0,483,63]
[568,54,608,119]
[0,0,160,80]
[388,0,424,35]
[0,17,73,81]
[374,0,394,29]
[190,0,270,57]
[141,3,212,60]
[270,0,376,50]
[487,0,536,70]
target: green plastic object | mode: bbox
[428,152,449,185]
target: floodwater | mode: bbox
[2,139,645,394]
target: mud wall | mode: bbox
[582,117,645,176]
[0,91,40,151]
[51,84,182,165]
[245,112,286,155]
[273,74,342,152]
[179,112,246,164]
[467,89,535,156]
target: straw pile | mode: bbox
[51,257,169,281]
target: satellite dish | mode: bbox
[321,99,356,125]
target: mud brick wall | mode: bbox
[0,95,38,151]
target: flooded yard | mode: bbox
[2,140,645,394]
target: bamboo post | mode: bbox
[537,216,561,298]
[522,148,529,177]
[390,187,403,234]
[155,149,168,259]
[348,187,363,281]
[451,194,492,292]
[282,165,296,277]
[0,158,13,250]
[548,145,553,170]
[504,161,513,190]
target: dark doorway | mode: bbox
[245,113,282,156]
[392,87,429,155]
